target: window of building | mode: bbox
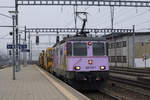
[110,56,116,62]
[123,56,127,63]
[108,43,111,49]
[111,43,115,49]
[109,56,127,63]
[117,56,122,62]
[119,42,122,48]
[116,42,119,48]
[122,41,126,47]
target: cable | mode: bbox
[0,13,12,19]
[104,8,134,28]
[135,19,150,27]
[97,7,133,28]
[104,7,150,28]
[0,6,15,8]
[0,33,9,39]
[64,18,74,27]
[114,9,150,26]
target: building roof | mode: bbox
[65,36,106,41]
[105,32,150,39]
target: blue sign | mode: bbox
[19,44,27,49]
[7,44,27,49]
[21,49,30,52]
[7,44,15,49]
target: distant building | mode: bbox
[106,32,150,68]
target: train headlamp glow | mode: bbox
[100,66,106,70]
[74,66,80,70]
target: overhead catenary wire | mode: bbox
[0,6,15,8]
[103,7,135,28]
[103,7,150,28]
[96,7,132,28]
[0,33,10,39]
[0,13,12,19]
[64,18,74,28]
[114,9,150,26]
[135,19,150,27]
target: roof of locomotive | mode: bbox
[64,36,106,41]
[53,36,106,47]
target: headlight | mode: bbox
[100,66,106,70]
[74,66,80,70]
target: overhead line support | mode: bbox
[25,28,133,33]
[17,0,150,7]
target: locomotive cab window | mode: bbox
[73,42,87,56]
[67,42,72,56]
[93,43,105,56]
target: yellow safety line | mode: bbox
[37,66,79,100]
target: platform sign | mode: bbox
[19,44,27,49]
[7,44,15,49]
[7,44,27,49]
[21,49,30,52]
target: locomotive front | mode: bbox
[66,38,109,90]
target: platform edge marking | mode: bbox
[37,66,79,100]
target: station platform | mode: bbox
[0,65,89,100]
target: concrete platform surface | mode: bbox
[0,65,89,100]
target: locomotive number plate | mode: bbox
[85,66,96,69]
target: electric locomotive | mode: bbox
[52,35,109,90]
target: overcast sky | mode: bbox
[1,0,150,59]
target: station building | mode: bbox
[106,32,150,68]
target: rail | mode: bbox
[109,67,150,96]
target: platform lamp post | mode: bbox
[9,11,19,72]
[8,11,18,80]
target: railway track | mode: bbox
[108,67,150,99]
[82,85,150,100]
[99,88,130,100]
[109,75,150,89]
[102,83,150,100]
[108,80,150,97]
[78,67,150,100]
[110,66,150,75]
[82,90,117,100]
